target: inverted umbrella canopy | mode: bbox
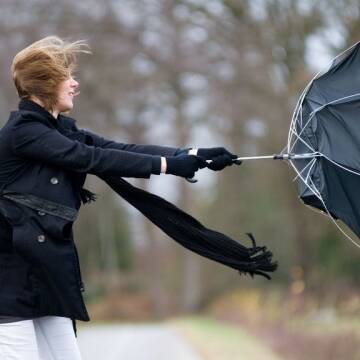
[211,41,360,247]
[288,41,360,244]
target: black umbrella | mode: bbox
[194,41,360,248]
[289,41,360,247]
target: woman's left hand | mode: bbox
[197,147,242,170]
[197,147,235,160]
[206,153,241,171]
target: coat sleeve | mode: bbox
[11,117,161,178]
[77,127,193,157]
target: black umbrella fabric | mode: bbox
[289,41,360,242]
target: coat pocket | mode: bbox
[28,208,74,241]
[0,198,74,261]
[7,201,74,244]
[11,214,73,262]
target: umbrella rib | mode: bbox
[288,89,311,150]
[320,153,360,176]
[288,159,321,199]
[309,92,360,116]
[289,119,316,153]
[287,61,327,152]
[289,107,320,153]
[288,102,316,154]
[292,157,317,182]
[304,158,318,183]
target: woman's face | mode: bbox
[56,75,80,113]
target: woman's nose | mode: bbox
[72,79,79,88]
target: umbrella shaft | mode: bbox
[224,153,321,162]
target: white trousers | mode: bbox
[0,316,82,360]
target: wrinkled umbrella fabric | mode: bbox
[291,41,360,238]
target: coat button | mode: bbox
[50,177,59,184]
[79,282,85,292]
[38,210,46,216]
[37,234,46,242]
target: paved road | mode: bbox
[77,323,201,360]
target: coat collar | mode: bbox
[18,99,76,128]
[17,98,76,129]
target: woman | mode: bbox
[0,36,238,359]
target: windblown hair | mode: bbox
[11,35,92,112]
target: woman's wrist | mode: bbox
[161,149,197,173]
[161,156,167,173]
[151,156,162,174]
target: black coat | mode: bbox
[0,99,190,336]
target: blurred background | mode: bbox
[1,0,359,359]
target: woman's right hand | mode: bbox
[165,155,207,178]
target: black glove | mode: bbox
[198,147,242,170]
[166,155,207,178]
[197,147,239,160]
[206,154,234,171]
